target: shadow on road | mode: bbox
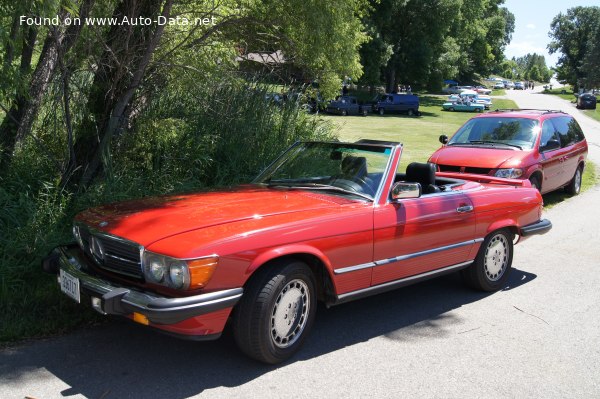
[0,268,535,398]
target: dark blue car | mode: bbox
[374,93,420,116]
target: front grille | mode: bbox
[438,164,461,172]
[464,167,492,175]
[437,164,492,175]
[77,225,143,279]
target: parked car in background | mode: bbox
[475,86,492,95]
[430,110,588,195]
[374,93,420,116]
[514,82,525,90]
[44,139,551,364]
[442,84,463,94]
[448,90,492,109]
[326,96,372,116]
[576,93,597,110]
[493,82,505,89]
[503,81,515,89]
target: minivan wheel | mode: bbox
[379,108,384,115]
[407,109,414,116]
[565,165,583,195]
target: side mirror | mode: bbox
[391,182,421,201]
[439,135,449,144]
[541,139,560,152]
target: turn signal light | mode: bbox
[187,256,218,289]
[133,312,149,325]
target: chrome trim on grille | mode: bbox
[333,238,484,275]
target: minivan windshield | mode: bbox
[448,117,539,150]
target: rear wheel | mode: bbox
[565,165,583,195]
[341,110,347,116]
[379,108,385,115]
[407,109,414,116]
[461,229,513,292]
[449,107,455,112]
[233,260,317,364]
[362,108,368,116]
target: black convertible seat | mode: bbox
[406,162,441,194]
[341,156,368,179]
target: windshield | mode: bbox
[254,142,393,200]
[448,117,539,150]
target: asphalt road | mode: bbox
[2,89,600,399]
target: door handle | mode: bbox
[456,205,474,213]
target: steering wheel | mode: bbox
[330,175,375,196]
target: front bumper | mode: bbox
[520,219,552,237]
[44,245,243,326]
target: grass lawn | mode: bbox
[542,86,577,102]
[582,108,600,123]
[491,89,506,96]
[320,95,518,170]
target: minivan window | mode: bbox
[550,117,585,148]
[448,117,539,150]
[540,120,559,149]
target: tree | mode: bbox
[582,23,600,89]
[548,6,600,89]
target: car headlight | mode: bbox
[142,251,218,290]
[73,224,84,249]
[495,168,523,179]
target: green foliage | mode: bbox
[0,77,335,343]
[512,53,552,82]
[359,0,514,90]
[549,6,600,89]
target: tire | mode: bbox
[379,108,385,115]
[461,229,513,292]
[233,260,317,364]
[565,165,583,195]
[341,110,347,116]
[449,107,455,112]
[362,109,368,116]
[529,175,541,192]
[407,109,414,116]
[476,107,482,113]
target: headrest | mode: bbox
[406,162,436,186]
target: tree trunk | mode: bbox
[78,0,174,187]
[0,0,95,165]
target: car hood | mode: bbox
[430,146,527,169]
[75,186,357,247]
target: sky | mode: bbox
[503,0,599,67]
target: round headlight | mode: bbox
[169,262,189,289]
[147,256,166,283]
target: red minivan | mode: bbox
[429,110,588,194]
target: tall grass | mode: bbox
[0,78,335,343]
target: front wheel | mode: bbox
[407,109,414,116]
[461,229,513,292]
[379,108,385,115]
[233,260,317,364]
[565,165,583,195]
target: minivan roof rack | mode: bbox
[489,108,566,114]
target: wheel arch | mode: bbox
[486,220,518,239]
[246,247,337,303]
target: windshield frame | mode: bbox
[253,141,401,204]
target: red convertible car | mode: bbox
[43,140,551,363]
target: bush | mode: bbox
[0,78,336,343]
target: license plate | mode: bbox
[60,269,80,303]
